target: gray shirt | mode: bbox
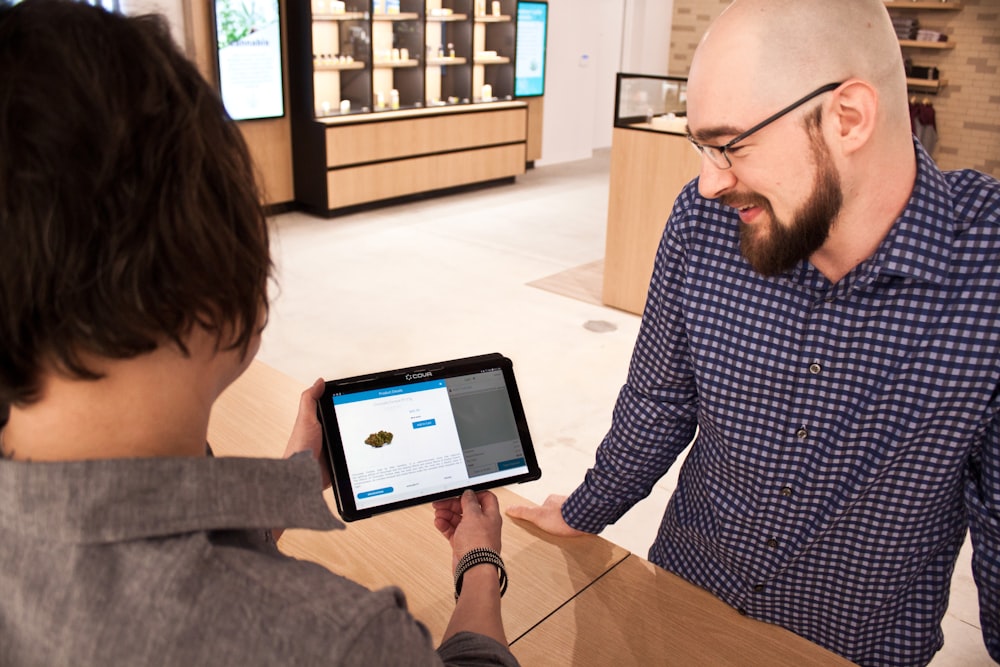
[0,450,518,666]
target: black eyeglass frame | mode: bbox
[686,81,844,169]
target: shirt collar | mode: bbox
[0,451,344,544]
[790,139,954,289]
[873,139,954,284]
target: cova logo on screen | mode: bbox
[405,372,433,381]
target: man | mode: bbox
[0,1,517,665]
[508,1,999,665]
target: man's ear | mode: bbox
[828,79,878,156]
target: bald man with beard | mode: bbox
[507,0,1000,664]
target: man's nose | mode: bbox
[696,157,738,200]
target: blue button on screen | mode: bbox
[358,487,394,499]
[412,419,436,429]
[497,457,526,471]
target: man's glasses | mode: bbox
[686,82,843,170]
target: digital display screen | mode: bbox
[214,0,285,121]
[318,354,541,521]
[333,370,529,511]
[515,1,547,97]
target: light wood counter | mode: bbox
[602,126,701,315]
[280,490,628,645]
[510,555,855,666]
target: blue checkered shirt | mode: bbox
[563,142,1000,666]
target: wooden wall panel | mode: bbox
[524,97,544,163]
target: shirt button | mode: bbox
[753,584,765,593]
[737,607,748,616]
[808,362,822,374]
[780,486,793,497]
[766,538,778,548]
[796,427,808,439]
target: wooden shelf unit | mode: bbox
[372,11,421,20]
[886,0,961,94]
[290,0,537,214]
[906,77,947,91]
[314,11,370,21]
[898,39,954,49]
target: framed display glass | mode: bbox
[614,72,688,134]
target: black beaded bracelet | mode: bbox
[454,547,508,600]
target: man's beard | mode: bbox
[733,132,843,277]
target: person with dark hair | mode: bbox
[0,1,517,665]
[508,1,1000,665]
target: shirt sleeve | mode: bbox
[338,599,519,667]
[436,632,520,667]
[562,188,701,534]
[966,410,1000,661]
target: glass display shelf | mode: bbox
[614,73,688,135]
[314,12,370,21]
[373,12,421,20]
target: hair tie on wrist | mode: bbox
[454,547,507,600]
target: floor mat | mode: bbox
[527,260,605,307]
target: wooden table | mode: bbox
[209,360,854,665]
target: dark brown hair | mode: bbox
[0,0,272,405]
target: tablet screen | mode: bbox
[318,354,541,521]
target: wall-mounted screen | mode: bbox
[515,1,547,98]
[214,0,285,121]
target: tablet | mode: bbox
[317,353,541,521]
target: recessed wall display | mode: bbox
[514,1,546,97]
[214,0,285,121]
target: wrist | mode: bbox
[454,547,507,600]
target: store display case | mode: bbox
[371,1,425,110]
[425,0,473,105]
[310,1,372,116]
[604,73,699,315]
[613,72,689,135]
[297,0,520,117]
[473,0,516,102]
[289,1,536,215]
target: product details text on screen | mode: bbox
[214,0,285,121]
[515,2,547,97]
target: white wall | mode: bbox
[122,0,186,47]
[537,0,604,165]
[591,0,626,151]
[538,0,674,166]
[621,0,672,76]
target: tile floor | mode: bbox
[259,150,991,666]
